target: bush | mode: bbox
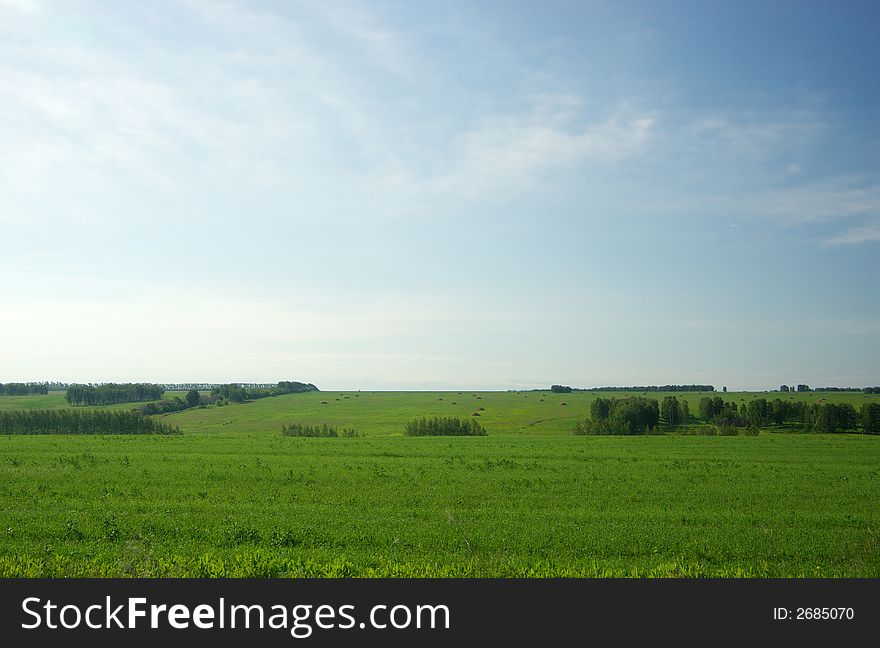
[403,416,487,436]
[862,403,880,435]
[804,403,858,433]
[0,410,180,435]
[65,383,164,406]
[590,398,612,420]
[281,423,353,438]
[573,418,613,435]
[574,397,659,435]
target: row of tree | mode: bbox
[211,381,318,403]
[0,410,181,435]
[577,397,661,435]
[138,390,220,415]
[281,423,360,437]
[577,385,715,393]
[661,396,691,428]
[779,385,880,393]
[65,383,165,406]
[404,416,487,436]
[696,396,879,434]
[575,395,880,435]
[0,383,49,396]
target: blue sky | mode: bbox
[1,0,878,390]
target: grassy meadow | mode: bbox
[1,390,879,577]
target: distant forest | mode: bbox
[0,410,181,435]
[211,381,318,403]
[141,381,320,415]
[65,383,165,406]
[550,385,714,393]
[0,382,49,396]
[575,395,880,436]
[550,384,880,394]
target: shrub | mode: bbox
[281,423,345,437]
[573,418,613,435]
[574,397,659,435]
[403,416,487,436]
[804,403,858,433]
[0,410,180,435]
[862,403,880,435]
[590,398,612,420]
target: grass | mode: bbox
[0,391,191,412]
[0,390,878,576]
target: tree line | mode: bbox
[404,416,487,436]
[572,385,715,393]
[138,389,218,415]
[575,397,661,435]
[281,423,360,437]
[139,382,317,415]
[779,385,879,393]
[0,410,181,435]
[574,395,880,435]
[698,396,879,433]
[211,381,318,403]
[0,383,49,396]
[65,383,165,406]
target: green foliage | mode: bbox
[578,385,714,392]
[577,397,659,435]
[212,382,318,403]
[590,397,612,420]
[698,396,746,426]
[0,409,180,435]
[0,382,49,396]
[281,423,359,437]
[744,398,771,427]
[65,383,165,406]
[661,396,681,428]
[861,403,880,434]
[803,403,858,433]
[404,416,487,436]
[608,397,659,434]
[185,389,201,408]
[550,385,572,393]
[140,398,189,415]
[573,418,611,435]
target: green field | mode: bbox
[0,392,191,412]
[1,390,879,577]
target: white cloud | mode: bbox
[826,218,880,245]
[755,181,880,226]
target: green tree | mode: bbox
[861,403,880,435]
[591,398,612,420]
[185,389,201,408]
[661,396,680,428]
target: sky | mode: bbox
[1,0,878,390]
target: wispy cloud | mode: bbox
[448,108,655,186]
[826,218,880,245]
[752,179,880,226]
[683,110,825,156]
